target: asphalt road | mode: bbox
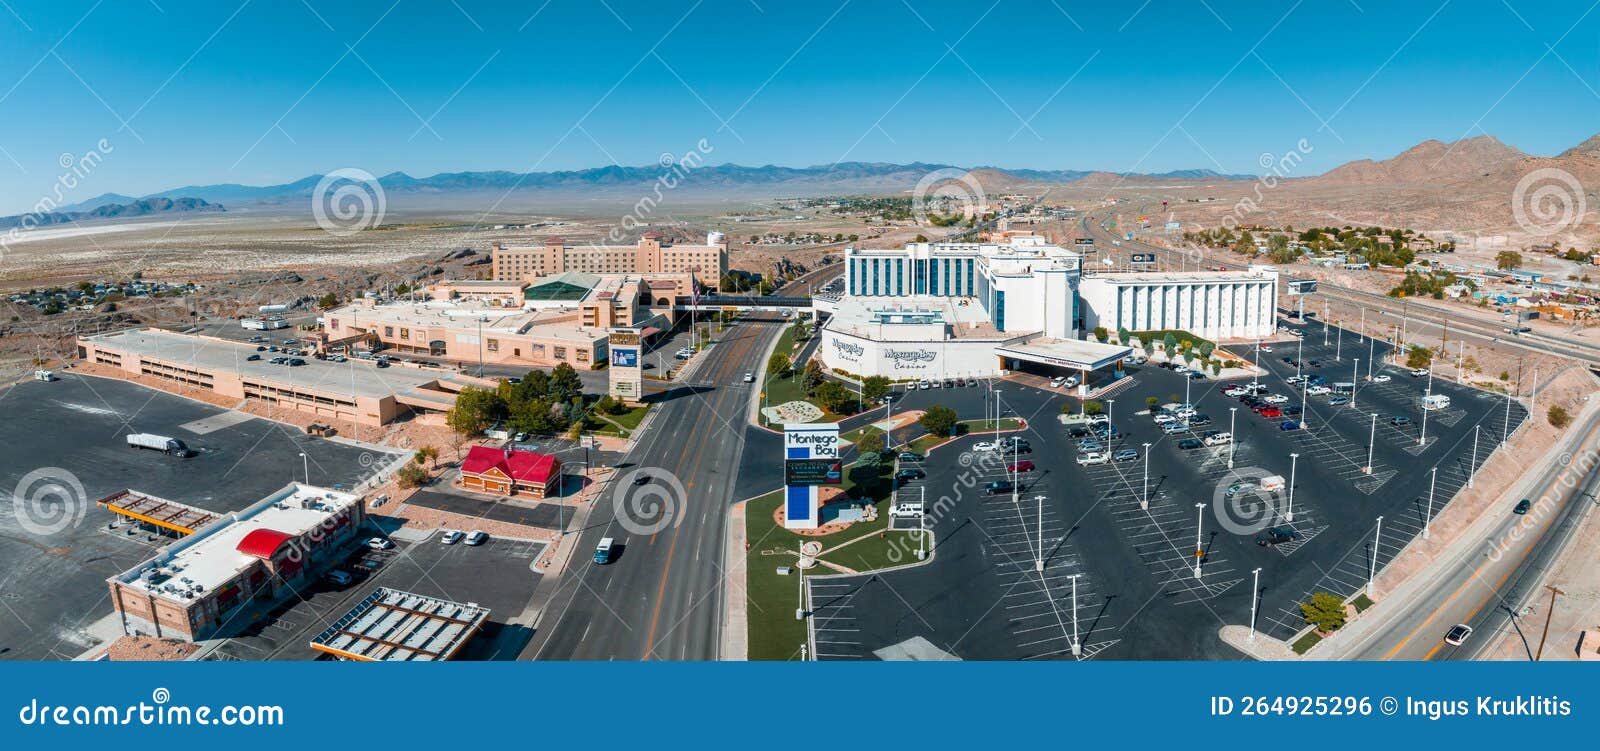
[524,312,786,660]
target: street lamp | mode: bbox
[1365,413,1377,474]
[1352,359,1360,410]
[1419,396,1429,447]
[1424,466,1438,540]
[1249,567,1262,641]
[1335,322,1342,361]
[1141,442,1152,510]
[1193,501,1207,579]
[1469,425,1480,488]
[299,452,309,484]
[1285,453,1299,523]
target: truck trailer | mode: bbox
[126,433,192,457]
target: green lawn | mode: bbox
[956,417,1024,433]
[758,327,855,427]
[1351,593,1374,613]
[1291,631,1323,655]
[745,460,927,661]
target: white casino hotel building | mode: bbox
[817,237,1277,382]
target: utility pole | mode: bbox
[1458,341,1466,384]
[1535,585,1565,661]
[1193,502,1206,579]
[1365,413,1377,474]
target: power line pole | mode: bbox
[1535,585,1565,661]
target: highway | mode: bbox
[1077,207,1600,367]
[526,266,840,660]
[1333,406,1600,661]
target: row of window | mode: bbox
[848,256,977,297]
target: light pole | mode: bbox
[1227,408,1238,469]
[795,564,805,620]
[1367,516,1383,595]
[1503,389,1512,444]
[1286,453,1299,523]
[1106,398,1115,432]
[1335,322,1342,361]
[1365,413,1377,474]
[1069,573,1082,657]
[1296,333,1303,381]
[1249,567,1262,641]
[1352,359,1360,410]
[1469,425,1480,488]
[1141,442,1152,510]
[1193,501,1207,579]
[917,486,927,560]
[1367,337,1375,378]
[1034,494,1045,573]
[1424,466,1438,540]
[299,452,309,484]
[1323,298,1330,344]
[1299,377,1309,429]
[1457,341,1465,384]
[1419,396,1429,447]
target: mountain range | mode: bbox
[0,197,223,231]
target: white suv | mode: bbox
[889,502,925,518]
[1204,432,1233,446]
[1076,451,1109,466]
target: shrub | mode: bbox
[1299,591,1348,632]
[1548,405,1572,429]
[397,463,429,489]
[919,405,959,437]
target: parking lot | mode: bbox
[807,317,1527,659]
[0,374,398,660]
[204,532,547,661]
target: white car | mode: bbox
[1204,432,1233,446]
[1411,368,1429,377]
[742,372,755,383]
[465,530,488,546]
[1306,385,1331,396]
[1153,413,1177,425]
[1372,374,1392,383]
[365,537,393,551]
[1049,376,1069,388]
[1263,394,1289,404]
[1259,345,1274,352]
[972,440,1000,452]
[1222,386,1247,397]
[918,380,932,390]
[1076,451,1109,466]
[1285,375,1306,386]
[439,530,463,545]
[1175,406,1197,418]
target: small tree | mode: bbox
[1117,326,1130,345]
[1083,400,1105,416]
[802,359,826,395]
[1495,250,1524,271]
[862,375,891,403]
[1548,405,1572,428]
[1145,396,1160,409]
[1162,332,1178,354]
[1092,326,1109,343]
[397,463,429,489]
[415,445,439,469]
[857,429,886,455]
[1406,346,1433,369]
[1142,338,1156,358]
[1210,359,1223,376]
[919,404,959,437]
[768,352,792,377]
[1299,591,1348,632]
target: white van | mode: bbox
[1421,394,1451,411]
[1260,475,1286,493]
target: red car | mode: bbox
[1007,460,1036,473]
[1258,406,1283,418]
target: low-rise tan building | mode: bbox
[324,299,612,367]
[491,232,728,288]
[78,328,488,427]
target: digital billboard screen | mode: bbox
[612,347,638,368]
[785,458,843,485]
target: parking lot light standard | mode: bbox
[1069,573,1082,658]
[1249,567,1262,641]
[1034,494,1045,573]
[1299,377,1309,429]
[1469,425,1480,488]
[1335,322,1342,362]
[1141,442,1152,510]
[1368,516,1383,595]
[1227,408,1238,469]
[1193,502,1206,579]
[299,452,309,484]
[1424,467,1438,540]
[1352,359,1360,410]
[1365,413,1377,474]
[1285,453,1298,523]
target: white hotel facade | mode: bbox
[818,238,1278,381]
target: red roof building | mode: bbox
[460,446,563,498]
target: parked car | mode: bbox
[895,468,926,482]
[984,479,1016,494]
[325,570,354,586]
[1279,420,1301,431]
[1444,624,1473,646]
[898,452,924,463]
[1153,413,1177,425]
[889,502,925,519]
[1513,498,1533,515]
[1203,432,1233,446]
[1077,439,1105,453]
[1329,396,1350,406]
[1224,482,1256,498]
[1258,407,1283,418]
[1177,438,1204,450]
[973,440,999,452]
[1255,527,1301,547]
[1007,460,1036,473]
[1411,368,1429,377]
[1390,415,1412,426]
[1049,376,1069,388]
[439,530,464,545]
[464,530,489,546]
[1263,394,1288,404]
[1372,374,1392,383]
[366,537,393,551]
[1189,414,1213,426]
[1076,451,1109,466]
[1306,385,1331,396]
[1282,405,1302,416]
[1161,422,1188,435]
[246,354,262,361]
[1113,448,1138,462]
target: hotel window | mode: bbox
[399,327,410,339]
[487,338,499,352]
[966,259,974,294]
[915,259,927,294]
[930,258,940,295]
[554,346,567,360]
[384,326,394,338]
[577,350,589,363]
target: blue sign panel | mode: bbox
[613,347,638,368]
[785,484,813,522]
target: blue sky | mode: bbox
[0,0,1597,212]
